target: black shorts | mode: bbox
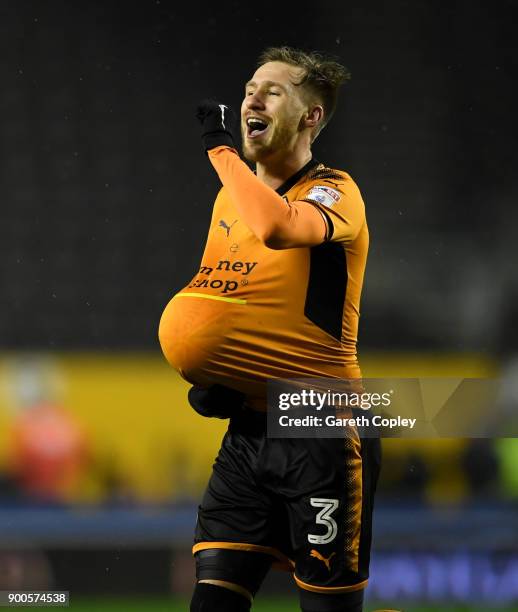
[193,410,381,594]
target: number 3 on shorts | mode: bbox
[307,498,339,544]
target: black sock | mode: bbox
[300,586,363,612]
[190,582,251,612]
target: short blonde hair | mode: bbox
[258,46,351,136]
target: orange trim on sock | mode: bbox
[294,574,368,594]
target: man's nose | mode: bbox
[245,91,266,110]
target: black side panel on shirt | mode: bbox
[304,242,347,342]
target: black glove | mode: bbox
[196,99,238,152]
[188,384,245,419]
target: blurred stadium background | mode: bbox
[1,0,517,610]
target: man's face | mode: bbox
[241,61,308,163]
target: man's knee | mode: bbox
[299,586,364,612]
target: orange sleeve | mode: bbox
[207,146,326,249]
[299,177,366,244]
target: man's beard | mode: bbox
[242,138,275,163]
[241,121,297,163]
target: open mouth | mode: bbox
[246,117,269,138]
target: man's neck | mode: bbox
[255,151,313,191]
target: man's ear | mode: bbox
[303,105,324,130]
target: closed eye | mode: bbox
[245,90,280,96]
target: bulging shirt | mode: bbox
[159,155,368,404]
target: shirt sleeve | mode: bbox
[207,146,326,247]
[299,176,366,243]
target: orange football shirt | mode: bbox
[159,157,368,405]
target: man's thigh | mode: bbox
[281,434,381,597]
[194,425,292,569]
